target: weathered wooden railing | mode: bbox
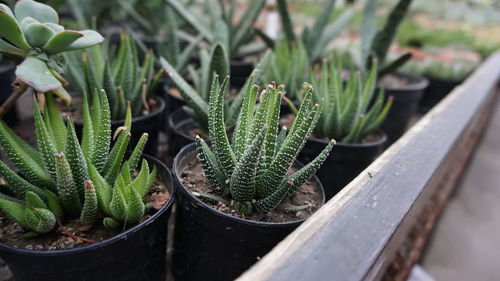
[237,52,500,281]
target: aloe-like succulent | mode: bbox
[160,44,270,131]
[357,0,415,77]
[194,76,334,215]
[311,60,392,144]
[261,41,310,101]
[257,0,352,64]
[0,0,103,115]
[166,0,267,60]
[0,91,156,234]
[64,32,162,120]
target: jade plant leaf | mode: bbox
[66,30,104,51]
[0,4,31,50]
[15,56,62,92]
[23,22,54,47]
[14,0,59,24]
[42,30,83,54]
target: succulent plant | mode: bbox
[166,0,267,60]
[160,44,270,131]
[0,91,156,234]
[0,0,103,116]
[358,0,415,77]
[311,60,392,144]
[194,76,334,215]
[261,41,310,101]
[257,0,352,64]
[64,32,162,120]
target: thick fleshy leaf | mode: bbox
[16,56,62,92]
[23,22,54,47]
[45,23,64,33]
[14,0,59,24]
[0,4,31,50]
[42,30,83,54]
[0,38,28,57]
[66,30,104,51]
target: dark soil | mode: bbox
[0,180,171,251]
[180,159,322,223]
[379,74,415,88]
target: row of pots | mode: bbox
[0,60,463,281]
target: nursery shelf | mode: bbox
[237,52,500,281]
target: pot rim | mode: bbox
[0,154,175,256]
[379,72,429,92]
[310,129,388,148]
[173,143,326,227]
[168,108,197,142]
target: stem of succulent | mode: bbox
[0,81,29,118]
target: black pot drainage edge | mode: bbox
[230,60,254,90]
[0,154,175,281]
[74,96,166,157]
[0,60,18,127]
[172,143,325,281]
[380,73,429,146]
[298,131,387,201]
[418,75,462,113]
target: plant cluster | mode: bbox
[64,32,162,120]
[194,76,334,215]
[0,91,156,234]
[311,60,392,143]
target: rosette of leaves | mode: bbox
[166,0,267,60]
[160,43,270,131]
[0,0,104,116]
[0,91,156,234]
[194,76,334,215]
[256,0,352,64]
[311,60,393,144]
[64,32,162,120]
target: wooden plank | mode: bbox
[237,52,500,281]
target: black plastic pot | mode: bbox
[380,73,428,146]
[0,155,175,281]
[166,108,196,156]
[74,96,165,156]
[298,132,387,200]
[418,75,462,113]
[230,60,254,90]
[172,143,325,281]
[0,60,18,126]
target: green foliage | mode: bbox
[0,0,103,100]
[359,0,414,77]
[64,32,162,120]
[166,0,267,60]
[0,92,156,234]
[195,76,334,215]
[261,41,309,101]
[261,0,352,63]
[400,59,477,81]
[311,60,392,143]
[160,47,270,131]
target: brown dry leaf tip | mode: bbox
[214,74,219,78]
[84,180,94,189]
[55,152,65,159]
[0,177,6,185]
[225,75,230,79]
[195,134,201,139]
[281,125,288,131]
[142,133,149,137]
[287,178,294,185]
[113,126,128,140]
[126,133,132,137]
[251,69,259,75]
[330,139,337,145]
[314,104,320,107]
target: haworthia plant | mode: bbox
[166,0,267,59]
[258,0,352,63]
[311,60,393,144]
[64,32,162,120]
[0,91,157,234]
[0,0,103,103]
[160,45,270,131]
[195,76,334,215]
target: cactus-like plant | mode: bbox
[0,91,157,234]
[0,0,103,116]
[160,44,270,131]
[194,76,334,215]
[311,60,393,144]
[64,32,162,120]
[257,0,352,64]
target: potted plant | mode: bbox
[0,0,104,117]
[0,91,174,281]
[172,75,334,281]
[63,32,165,155]
[160,45,269,155]
[166,0,268,89]
[355,0,428,145]
[297,60,392,199]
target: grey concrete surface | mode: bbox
[422,103,500,281]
